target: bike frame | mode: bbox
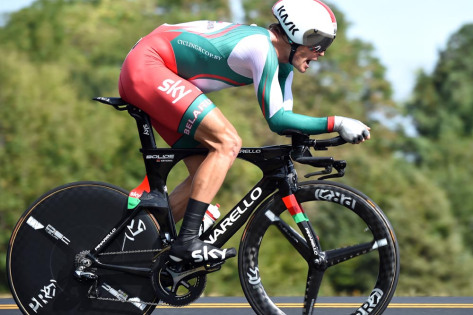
[84,103,324,277]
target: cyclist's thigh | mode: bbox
[193,107,240,151]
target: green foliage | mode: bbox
[408,24,473,138]
[405,24,473,269]
[343,150,472,295]
[1,0,473,297]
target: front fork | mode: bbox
[279,163,327,314]
[281,194,325,265]
[279,161,323,261]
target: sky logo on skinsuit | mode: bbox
[158,79,193,104]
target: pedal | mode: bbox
[205,261,224,272]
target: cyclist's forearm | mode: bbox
[267,109,330,135]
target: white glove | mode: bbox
[333,116,370,144]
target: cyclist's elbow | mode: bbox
[266,114,287,134]
[267,121,285,134]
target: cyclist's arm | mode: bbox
[267,109,330,135]
[252,38,331,135]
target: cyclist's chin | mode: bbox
[292,60,310,73]
[294,64,309,73]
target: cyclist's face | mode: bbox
[292,46,325,73]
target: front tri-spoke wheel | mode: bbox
[238,181,399,315]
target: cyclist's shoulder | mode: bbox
[225,24,275,57]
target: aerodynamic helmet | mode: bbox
[272,0,337,52]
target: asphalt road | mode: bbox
[2,296,473,314]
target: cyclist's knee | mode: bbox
[195,109,242,160]
[221,130,242,159]
[207,129,241,163]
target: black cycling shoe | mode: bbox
[169,238,236,264]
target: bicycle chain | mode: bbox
[87,281,162,307]
[97,248,161,256]
[86,248,208,307]
[83,249,164,307]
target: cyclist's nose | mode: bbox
[311,51,324,61]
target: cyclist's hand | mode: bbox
[333,116,371,144]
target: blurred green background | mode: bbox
[1,0,472,297]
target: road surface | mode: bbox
[1,296,472,314]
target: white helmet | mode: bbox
[272,0,337,52]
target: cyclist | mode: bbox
[118,0,370,264]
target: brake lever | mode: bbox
[304,160,347,180]
[304,165,332,178]
[318,160,346,180]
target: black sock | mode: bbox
[177,198,209,243]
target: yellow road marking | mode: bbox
[2,303,473,310]
[154,303,473,309]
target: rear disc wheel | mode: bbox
[7,181,161,314]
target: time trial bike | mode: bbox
[7,97,399,314]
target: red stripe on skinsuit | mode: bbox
[327,116,335,132]
[261,76,268,117]
[188,74,246,86]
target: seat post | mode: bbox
[93,97,171,192]
[126,105,177,238]
[127,105,171,195]
[127,105,157,150]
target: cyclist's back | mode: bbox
[147,21,282,92]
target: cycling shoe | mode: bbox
[169,238,236,264]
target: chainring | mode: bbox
[151,247,207,307]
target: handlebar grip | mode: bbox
[313,136,347,149]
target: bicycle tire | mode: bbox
[238,181,399,315]
[7,181,161,315]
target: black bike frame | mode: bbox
[85,104,322,276]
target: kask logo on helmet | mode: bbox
[275,5,299,36]
[272,0,337,49]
